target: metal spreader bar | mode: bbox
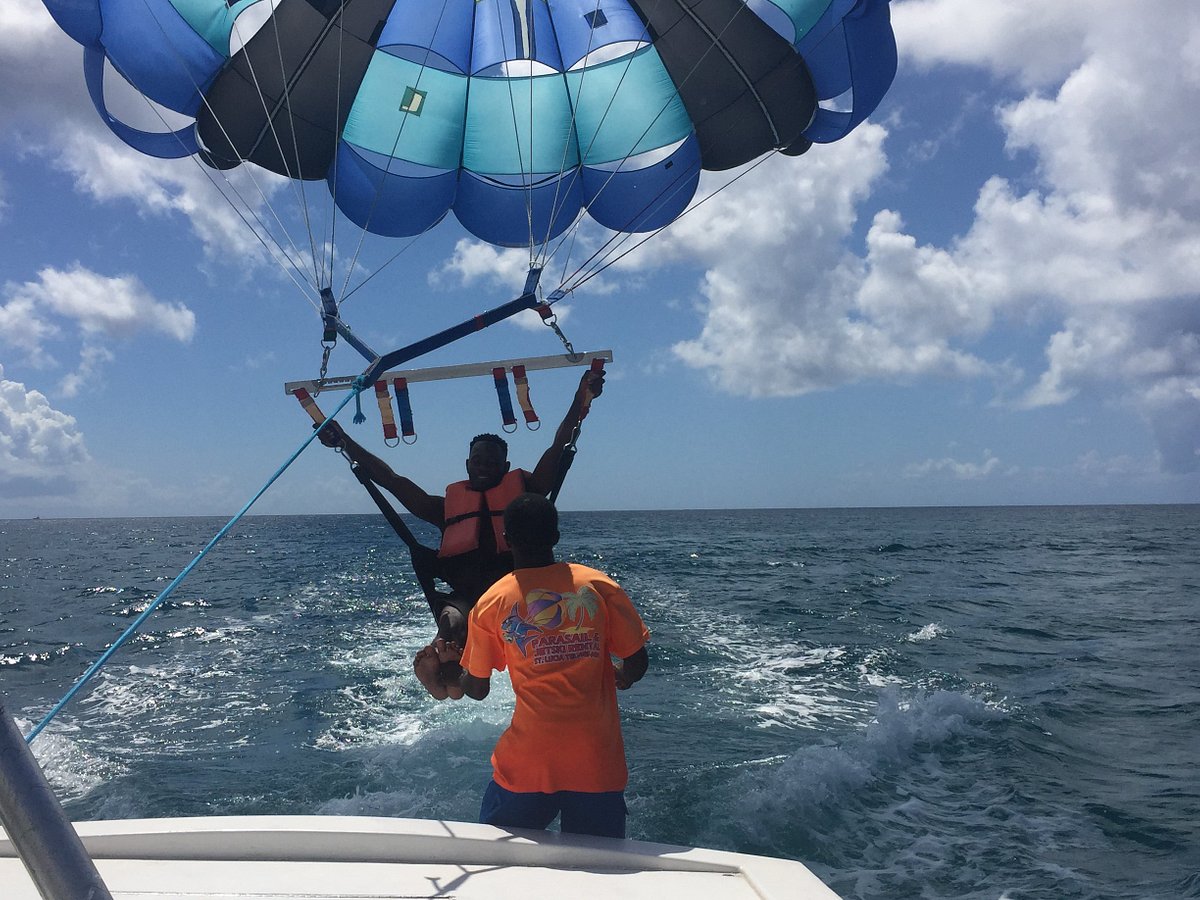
[284,349,613,398]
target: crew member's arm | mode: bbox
[460,670,491,701]
[525,368,605,495]
[614,646,648,690]
[319,421,444,525]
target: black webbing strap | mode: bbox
[547,441,577,504]
[348,462,450,618]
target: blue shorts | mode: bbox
[479,780,627,838]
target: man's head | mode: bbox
[503,493,560,553]
[465,433,510,490]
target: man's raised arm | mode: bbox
[525,368,605,495]
[319,420,445,525]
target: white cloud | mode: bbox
[624,0,1200,466]
[904,451,1003,480]
[430,238,581,332]
[649,126,995,396]
[1,1,304,285]
[0,265,195,391]
[892,0,1103,86]
[885,0,1200,471]
[0,364,90,500]
[431,240,533,292]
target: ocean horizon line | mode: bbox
[4,501,1198,524]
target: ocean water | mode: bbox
[2,506,1198,899]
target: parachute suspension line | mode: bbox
[338,234,424,305]
[24,385,362,745]
[568,151,778,292]
[490,0,539,263]
[121,78,321,311]
[126,0,322,304]
[527,34,539,271]
[338,0,459,305]
[671,1,783,146]
[553,153,701,288]
[261,1,326,288]
[531,0,615,270]
[211,0,323,286]
[544,0,770,284]
[324,5,349,293]
[537,9,686,278]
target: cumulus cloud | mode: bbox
[904,451,1004,480]
[431,238,581,331]
[1,1,302,281]
[0,265,195,393]
[0,364,90,499]
[581,0,1200,467]
[432,240,534,293]
[654,125,994,396]
[885,0,1200,470]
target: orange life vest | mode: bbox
[438,469,527,559]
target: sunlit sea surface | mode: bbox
[3,507,1198,899]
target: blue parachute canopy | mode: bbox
[43,0,897,249]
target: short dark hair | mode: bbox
[503,493,559,549]
[469,433,508,456]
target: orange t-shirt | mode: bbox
[461,562,650,794]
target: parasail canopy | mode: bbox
[44,0,896,254]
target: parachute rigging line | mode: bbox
[535,0,777,282]
[193,0,325,287]
[534,0,609,269]
[120,0,327,308]
[563,150,779,295]
[532,2,658,271]
[335,0,461,306]
[247,0,358,289]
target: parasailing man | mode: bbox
[317,368,603,679]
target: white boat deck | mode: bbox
[0,814,839,899]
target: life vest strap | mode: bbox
[443,508,502,528]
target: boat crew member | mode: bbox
[417,493,650,838]
[318,368,603,645]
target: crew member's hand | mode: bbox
[614,660,634,690]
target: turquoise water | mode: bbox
[2,507,1198,898]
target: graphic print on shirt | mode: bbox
[501,584,602,665]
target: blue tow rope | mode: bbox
[25,386,362,744]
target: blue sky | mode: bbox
[1,0,1198,518]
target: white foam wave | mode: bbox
[906,622,949,642]
[720,689,1007,850]
[20,717,127,802]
